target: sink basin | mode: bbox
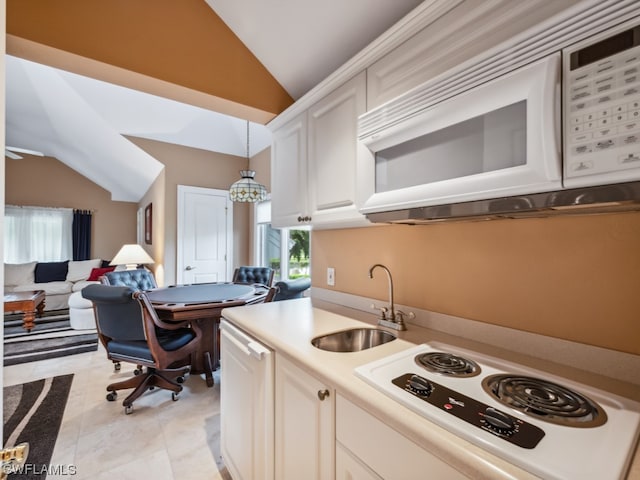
[311,328,397,352]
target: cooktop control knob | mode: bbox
[483,407,516,434]
[408,374,433,397]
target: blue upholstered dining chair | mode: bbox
[232,266,275,287]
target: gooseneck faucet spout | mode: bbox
[368,264,395,321]
[368,264,413,331]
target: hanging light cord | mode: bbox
[246,121,250,169]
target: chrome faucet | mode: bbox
[368,264,413,331]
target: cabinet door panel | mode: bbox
[275,356,334,480]
[336,394,469,480]
[307,71,370,227]
[220,327,274,480]
[336,443,383,480]
[271,113,307,227]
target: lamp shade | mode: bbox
[110,244,154,270]
[229,170,268,202]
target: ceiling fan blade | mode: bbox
[5,149,23,160]
[5,146,44,157]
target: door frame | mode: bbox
[176,185,233,285]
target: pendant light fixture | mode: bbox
[229,121,267,202]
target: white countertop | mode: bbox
[221,297,640,480]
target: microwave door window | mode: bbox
[374,101,527,193]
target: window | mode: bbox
[254,200,310,282]
[4,206,73,263]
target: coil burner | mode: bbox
[482,374,607,427]
[415,352,480,378]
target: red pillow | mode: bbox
[87,266,115,281]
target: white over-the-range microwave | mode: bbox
[358,6,640,223]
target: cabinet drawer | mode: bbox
[336,394,468,480]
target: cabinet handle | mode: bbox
[297,216,304,222]
[317,389,330,401]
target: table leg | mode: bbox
[36,299,45,317]
[23,310,36,332]
[190,317,216,387]
[203,352,214,387]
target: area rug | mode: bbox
[3,374,74,479]
[4,310,98,366]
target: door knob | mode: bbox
[185,265,196,271]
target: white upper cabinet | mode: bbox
[271,72,370,229]
[307,71,370,227]
[271,113,308,228]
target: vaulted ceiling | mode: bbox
[5,0,423,201]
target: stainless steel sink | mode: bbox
[311,328,397,352]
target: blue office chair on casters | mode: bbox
[274,277,311,301]
[98,269,158,373]
[82,284,202,414]
[232,266,275,287]
[101,269,158,290]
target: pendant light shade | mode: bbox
[229,121,267,203]
[229,169,268,202]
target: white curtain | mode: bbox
[4,205,74,263]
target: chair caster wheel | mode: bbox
[134,369,142,375]
[124,405,133,415]
[176,376,185,384]
[106,392,117,402]
[172,392,179,401]
[114,362,121,372]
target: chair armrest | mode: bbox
[135,292,192,331]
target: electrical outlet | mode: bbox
[327,267,335,286]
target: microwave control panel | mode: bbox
[564,20,640,187]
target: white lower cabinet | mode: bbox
[275,355,334,480]
[336,394,469,480]
[336,443,383,480]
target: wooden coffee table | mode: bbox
[4,290,46,331]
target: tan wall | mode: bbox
[251,147,271,193]
[138,170,166,286]
[5,154,137,260]
[129,137,251,286]
[312,212,640,356]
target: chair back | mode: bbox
[232,266,274,286]
[101,269,157,290]
[274,277,311,301]
[81,284,146,341]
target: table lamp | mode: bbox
[110,244,155,270]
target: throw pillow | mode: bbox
[4,261,37,286]
[66,258,102,282]
[35,261,69,283]
[87,266,116,281]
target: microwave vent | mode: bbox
[365,182,640,224]
[359,0,640,139]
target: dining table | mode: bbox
[146,282,270,387]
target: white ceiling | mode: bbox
[5,0,423,202]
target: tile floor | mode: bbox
[4,345,227,480]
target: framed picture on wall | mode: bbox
[145,203,152,245]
